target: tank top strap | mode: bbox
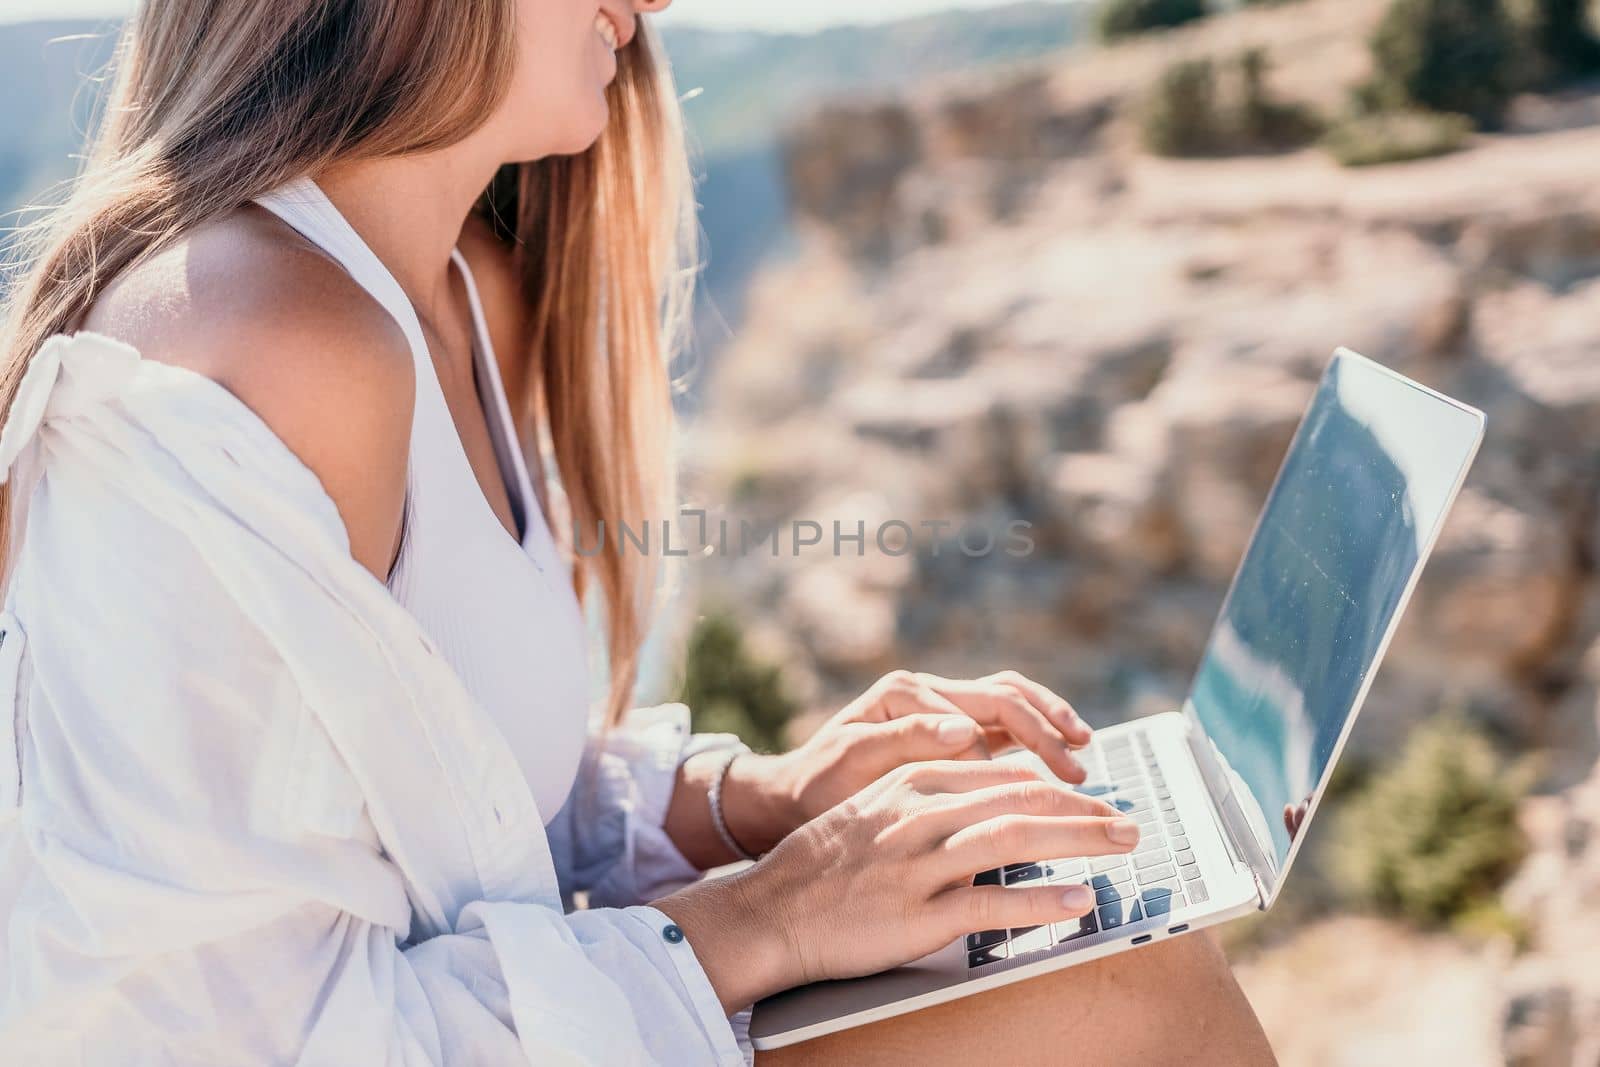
[252,177,432,378]
[447,248,543,535]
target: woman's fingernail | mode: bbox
[1107,819,1141,845]
[1061,884,1093,910]
[938,718,977,744]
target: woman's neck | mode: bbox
[314,144,502,327]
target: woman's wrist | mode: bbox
[719,749,804,857]
[667,748,804,869]
[655,862,803,1013]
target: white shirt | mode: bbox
[0,332,752,1064]
[251,177,592,820]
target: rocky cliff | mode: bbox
[688,0,1600,1060]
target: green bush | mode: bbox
[675,608,797,753]
[1235,48,1326,148]
[1514,0,1600,86]
[1141,49,1324,157]
[1142,58,1227,155]
[1329,714,1530,926]
[1098,0,1208,42]
[1368,0,1518,126]
[1322,108,1474,166]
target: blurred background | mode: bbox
[5,1,1600,1062]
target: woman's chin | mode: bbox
[512,105,608,162]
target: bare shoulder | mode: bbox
[83,206,413,579]
[457,213,530,398]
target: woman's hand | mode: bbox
[657,759,1139,1012]
[721,669,1094,856]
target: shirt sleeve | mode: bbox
[544,704,749,910]
[0,442,747,1065]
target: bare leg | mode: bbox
[756,931,1275,1066]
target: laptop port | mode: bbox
[1168,924,1189,934]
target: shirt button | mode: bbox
[662,923,684,945]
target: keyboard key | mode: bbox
[1098,901,1136,929]
[1163,810,1182,824]
[1174,848,1195,866]
[1090,856,1129,874]
[1180,865,1203,882]
[1141,878,1181,896]
[1143,891,1175,917]
[1011,925,1052,955]
[1168,835,1189,851]
[1092,866,1133,887]
[966,929,1006,951]
[1054,912,1097,942]
[1047,859,1087,878]
[969,944,1009,967]
[1136,863,1177,884]
[1095,885,1124,905]
[1133,851,1169,871]
[1133,836,1166,856]
[1004,862,1037,874]
[1004,865,1043,886]
[1159,799,1177,812]
[974,868,1002,887]
[1188,881,1209,904]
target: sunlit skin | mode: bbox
[80,1,1275,1061]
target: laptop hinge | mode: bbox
[1181,709,1273,907]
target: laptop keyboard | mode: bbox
[966,729,1210,969]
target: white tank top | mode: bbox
[253,177,590,822]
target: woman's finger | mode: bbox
[982,669,1093,749]
[891,757,1043,797]
[902,780,1119,852]
[980,725,1017,754]
[932,779,1119,824]
[917,674,1085,784]
[846,714,992,780]
[859,674,993,764]
[933,882,1097,938]
[938,811,1140,875]
[876,671,967,721]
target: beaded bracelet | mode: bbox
[708,745,761,863]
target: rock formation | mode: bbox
[688,0,1600,1058]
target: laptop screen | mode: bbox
[1182,351,1483,894]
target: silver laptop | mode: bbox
[750,348,1486,1050]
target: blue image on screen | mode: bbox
[1183,354,1481,876]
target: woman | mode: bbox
[0,0,1274,1062]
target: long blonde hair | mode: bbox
[0,1,696,725]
